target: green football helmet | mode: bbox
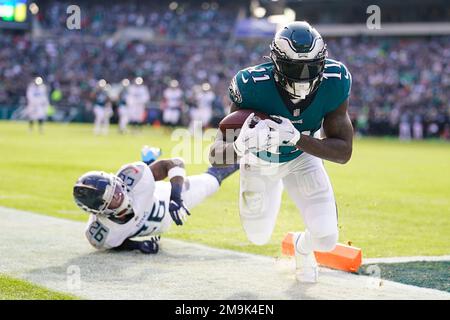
[270,21,327,100]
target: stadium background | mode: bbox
[0,0,449,138]
[0,0,449,299]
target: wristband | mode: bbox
[168,166,186,180]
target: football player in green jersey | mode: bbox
[209,21,353,283]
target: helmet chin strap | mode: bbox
[113,196,132,218]
[101,175,133,218]
[287,82,310,100]
[274,72,310,101]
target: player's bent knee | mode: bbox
[241,191,264,213]
[311,233,338,252]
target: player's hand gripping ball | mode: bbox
[222,112,268,156]
[266,115,301,147]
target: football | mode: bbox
[218,109,270,134]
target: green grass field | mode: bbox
[0,121,449,258]
[0,274,77,300]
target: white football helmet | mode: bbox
[73,171,132,218]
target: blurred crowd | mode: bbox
[38,1,234,40]
[326,36,450,139]
[0,0,449,139]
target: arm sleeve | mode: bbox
[116,161,155,197]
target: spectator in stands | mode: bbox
[0,0,449,140]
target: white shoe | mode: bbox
[293,232,319,283]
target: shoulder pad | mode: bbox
[228,75,242,105]
[323,59,351,81]
[228,63,274,107]
[116,162,147,192]
[322,59,352,112]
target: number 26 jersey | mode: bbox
[85,162,173,249]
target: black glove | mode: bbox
[115,236,160,254]
[169,183,190,226]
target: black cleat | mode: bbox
[206,164,239,185]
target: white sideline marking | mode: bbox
[364,256,450,264]
[0,206,449,300]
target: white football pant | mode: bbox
[156,173,220,214]
[118,106,129,132]
[239,152,338,253]
[93,105,112,135]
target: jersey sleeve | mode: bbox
[228,72,244,108]
[116,161,155,197]
[228,66,270,109]
[336,63,352,107]
[323,62,352,114]
[85,215,127,250]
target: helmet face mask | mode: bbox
[73,171,132,218]
[270,21,327,100]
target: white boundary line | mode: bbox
[364,256,450,264]
[0,206,449,300]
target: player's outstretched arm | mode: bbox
[149,158,185,181]
[296,99,353,164]
[149,158,190,225]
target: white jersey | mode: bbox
[191,90,215,126]
[26,83,49,120]
[85,162,173,250]
[164,87,183,109]
[126,84,149,108]
[196,90,215,110]
[126,84,150,122]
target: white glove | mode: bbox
[233,113,270,156]
[266,115,301,147]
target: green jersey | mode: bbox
[229,58,352,163]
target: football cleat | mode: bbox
[293,232,319,283]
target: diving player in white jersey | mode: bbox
[25,77,49,133]
[73,149,238,254]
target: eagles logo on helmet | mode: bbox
[269,21,327,100]
[73,171,132,218]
